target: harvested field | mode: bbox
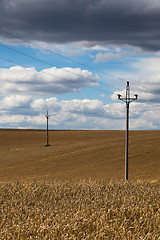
[0,129,159,181]
[0,130,160,239]
[0,180,159,239]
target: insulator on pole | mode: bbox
[117,81,138,180]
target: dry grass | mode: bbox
[0,180,159,239]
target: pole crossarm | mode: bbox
[118,96,138,103]
[117,81,138,180]
[118,81,138,104]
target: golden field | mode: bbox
[0,130,160,239]
[0,180,159,239]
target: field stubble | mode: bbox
[0,129,159,181]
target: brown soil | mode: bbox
[0,129,159,181]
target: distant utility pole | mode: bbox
[118,81,138,180]
[45,110,50,146]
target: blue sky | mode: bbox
[0,0,160,130]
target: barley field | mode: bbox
[0,180,159,239]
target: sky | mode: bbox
[0,0,160,130]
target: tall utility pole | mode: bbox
[118,81,138,180]
[45,110,50,146]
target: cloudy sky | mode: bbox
[0,0,160,130]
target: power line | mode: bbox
[0,57,157,113]
[136,99,160,104]
[142,108,160,112]
[0,56,113,94]
[0,42,120,92]
[0,28,155,93]
[0,28,119,75]
[32,107,160,120]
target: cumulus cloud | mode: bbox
[93,46,141,63]
[0,95,32,108]
[1,0,160,50]
[111,74,160,103]
[0,66,99,96]
[31,98,105,116]
[0,95,159,129]
[130,107,160,129]
[132,57,160,74]
[135,75,160,103]
[29,96,160,129]
[94,52,122,63]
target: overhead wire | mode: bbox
[0,38,121,93]
[0,43,120,94]
[143,109,160,112]
[2,54,155,117]
[0,56,113,94]
[33,105,160,122]
[140,103,160,113]
[0,28,159,121]
[0,28,155,93]
[0,54,158,108]
[0,52,158,104]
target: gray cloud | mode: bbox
[1,0,160,51]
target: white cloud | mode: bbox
[61,99,103,113]
[94,52,121,63]
[31,98,104,115]
[0,61,159,130]
[93,45,143,63]
[131,57,160,75]
[0,95,32,109]
[30,40,84,56]
[0,115,26,125]
[0,95,159,130]
[104,103,125,119]
[31,97,61,112]
[111,74,160,103]
[135,75,160,103]
[130,109,160,130]
[0,66,99,96]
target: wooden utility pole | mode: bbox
[118,81,138,180]
[45,110,50,146]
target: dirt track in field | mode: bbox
[0,129,159,181]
